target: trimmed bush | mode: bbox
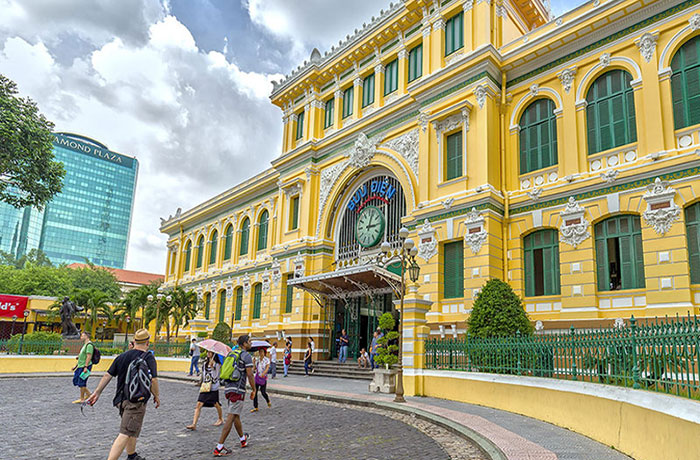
[211,322,231,344]
[5,331,63,354]
[468,279,533,338]
[374,312,400,367]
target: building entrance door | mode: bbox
[332,294,393,360]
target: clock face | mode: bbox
[355,206,385,248]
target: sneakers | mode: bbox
[250,407,258,413]
[240,433,249,448]
[127,454,146,460]
[267,402,271,408]
[213,446,232,457]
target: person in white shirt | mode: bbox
[269,341,278,379]
[358,348,370,369]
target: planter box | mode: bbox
[369,367,397,393]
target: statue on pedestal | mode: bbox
[60,296,83,338]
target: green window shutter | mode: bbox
[523,230,560,296]
[184,242,192,272]
[363,74,375,107]
[633,232,645,289]
[686,204,700,284]
[253,284,262,319]
[196,238,203,269]
[595,216,645,291]
[209,231,218,265]
[324,98,334,128]
[618,233,634,289]
[235,288,242,321]
[443,241,464,299]
[384,60,398,95]
[519,99,558,174]
[595,232,608,292]
[586,70,636,155]
[408,44,422,82]
[285,275,294,313]
[218,291,226,323]
[257,210,269,251]
[342,87,353,118]
[296,111,305,140]
[204,293,210,319]
[239,219,249,256]
[223,226,233,260]
[445,12,464,55]
[671,35,700,129]
[445,131,462,180]
[290,196,300,230]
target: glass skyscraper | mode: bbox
[0,133,138,268]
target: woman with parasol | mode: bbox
[186,339,230,430]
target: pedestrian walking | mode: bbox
[250,348,271,412]
[357,348,370,368]
[186,351,224,430]
[269,341,277,379]
[283,342,292,377]
[189,338,200,376]
[370,330,380,369]
[304,342,314,376]
[338,329,349,364]
[87,329,160,460]
[213,335,256,457]
[72,330,94,404]
[308,337,315,353]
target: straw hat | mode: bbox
[133,328,150,343]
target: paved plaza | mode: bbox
[1,377,456,460]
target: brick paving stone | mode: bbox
[0,377,452,460]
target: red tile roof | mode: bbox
[67,263,164,286]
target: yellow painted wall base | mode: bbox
[411,372,700,460]
[0,356,190,374]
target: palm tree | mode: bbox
[113,289,145,342]
[145,292,173,343]
[170,287,200,339]
[73,288,114,338]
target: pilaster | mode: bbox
[474,0,492,49]
[396,284,432,397]
[636,32,665,155]
[398,47,408,95]
[374,63,386,108]
[353,77,363,118]
[431,17,445,72]
[463,0,474,52]
[558,67,579,178]
[421,24,432,76]
[333,89,343,130]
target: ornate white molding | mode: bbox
[441,197,455,210]
[316,160,349,236]
[599,53,611,68]
[559,197,590,248]
[495,2,507,17]
[600,169,618,183]
[262,270,271,293]
[689,13,700,31]
[374,63,385,75]
[382,129,419,178]
[280,180,303,198]
[464,208,487,254]
[529,84,539,96]
[558,67,576,94]
[418,112,430,133]
[271,260,282,286]
[636,32,658,63]
[642,178,680,235]
[474,85,487,109]
[432,109,470,138]
[527,187,542,201]
[463,0,474,12]
[225,278,233,298]
[433,17,446,31]
[417,219,438,262]
[241,275,251,294]
[346,132,378,169]
[293,253,305,278]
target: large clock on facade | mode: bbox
[355,206,385,248]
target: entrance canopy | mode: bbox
[288,265,401,300]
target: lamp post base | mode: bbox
[394,368,406,403]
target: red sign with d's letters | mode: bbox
[0,294,28,318]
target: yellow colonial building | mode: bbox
[161,0,700,358]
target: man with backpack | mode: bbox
[87,328,160,460]
[72,330,96,403]
[213,334,256,457]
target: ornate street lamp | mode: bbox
[125,316,131,345]
[381,226,420,403]
[19,310,29,354]
[11,315,17,337]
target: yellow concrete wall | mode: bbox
[0,356,190,374]
[415,372,700,460]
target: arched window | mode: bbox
[257,210,269,251]
[209,230,218,266]
[195,235,204,269]
[218,290,227,323]
[684,203,700,284]
[239,218,250,256]
[234,287,243,321]
[223,225,233,261]
[586,70,637,155]
[595,215,645,291]
[203,292,211,319]
[671,35,700,130]
[523,229,560,296]
[519,99,558,174]
[252,283,262,319]
[183,240,192,272]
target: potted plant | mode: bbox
[369,312,400,393]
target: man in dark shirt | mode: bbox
[87,329,160,460]
[338,329,349,364]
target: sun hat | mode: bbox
[133,328,150,343]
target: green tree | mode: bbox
[66,263,122,299]
[169,287,200,339]
[0,74,64,209]
[0,249,53,268]
[144,290,174,343]
[211,322,231,344]
[374,312,400,367]
[468,279,534,338]
[73,288,114,337]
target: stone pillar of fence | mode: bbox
[397,284,432,397]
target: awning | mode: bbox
[288,265,401,300]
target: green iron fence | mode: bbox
[0,338,190,357]
[425,315,700,399]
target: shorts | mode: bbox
[119,400,147,437]
[226,393,245,416]
[72,365,92,387]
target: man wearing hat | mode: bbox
[87,329,160,460]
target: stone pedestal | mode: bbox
[369,368,397,393]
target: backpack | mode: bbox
[220,348,243,383]
[124,351,153,403]
[90,343,101,365]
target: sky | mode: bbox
[0,0,582,274]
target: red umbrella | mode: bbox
[197,339,231,356]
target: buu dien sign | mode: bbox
[347,178,397,212]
